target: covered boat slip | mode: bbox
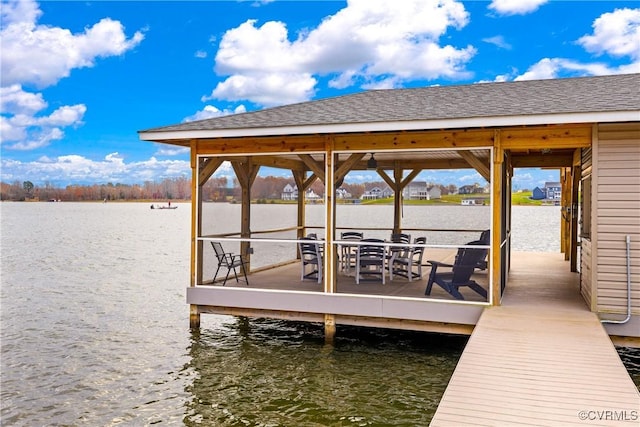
[138,74,640,341]
[187,130,585,336]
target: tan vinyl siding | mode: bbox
[594,122,640,315]
[581,240,593,308]
[580,146,593,308]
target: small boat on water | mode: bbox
[150,204,177,210]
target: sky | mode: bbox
[1,0,639,190]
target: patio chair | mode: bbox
[211,241,249,286]
[390,236,426,281]
[424,240,488,300]
[386,232,411,277]
[356,238,386,284]
[339,231,363,272]
[299,236,323,283]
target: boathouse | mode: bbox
[139,73,639,343]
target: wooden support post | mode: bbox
[190,140,198,287]
[393,165,403,233]
[190,305,200,329]
[232,159,259,268]
[293,170,306,240]
[491,132,504,306]
[189,140,201,330]
[570,162,580,272]
[324,314,336,344]
[325,142,335,294]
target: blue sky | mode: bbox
[1,0,639,189]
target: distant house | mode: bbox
[531,182,561,201]
[360,186,393,200]
[336,188,352,199]
[459,184,481,195]
[281,184,298,200]
[531,187,546,200]
[403,181,441,200]
[545,182,561,200]
[305,189,321,200]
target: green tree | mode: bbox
[23,181,34,197]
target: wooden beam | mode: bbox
[458,150,491,182]
[197,135,327,154]
[501,126,591,149]
[299,154,325,183]
[198,157,224,186]
[334,129,496,150]
[335,153,366,185]
[510,153,575,168]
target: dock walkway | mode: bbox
[431,252,640,426]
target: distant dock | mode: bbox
[431,253,640,426]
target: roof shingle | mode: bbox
[141,73,640,133]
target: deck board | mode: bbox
[430,252,640,426]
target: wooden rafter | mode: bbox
[198,158,224,186]
[458,150,491,182]
[298,154,325,183]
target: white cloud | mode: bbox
[1,0,144,88]
[578,8,640,60]
[0,152,192,185]
[0,0,143,152]
[195,50,207,59]
[183,104,247,122]
[155,146,190,156]
[0,85,86,150]
[0,84,47,114]
[208,0,475,107]
[488,0,548,16]
[515,8,640,81]
[482,35,512,50]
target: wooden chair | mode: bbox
[424,241,487,300]
[356,238,386,284]
[299,237,323,283]
[390,236,426,281]
[211,241,249,286]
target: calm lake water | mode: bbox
[1,202,638,426]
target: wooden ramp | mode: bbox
[431,252,640,426]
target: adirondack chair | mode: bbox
[424,240,487,300]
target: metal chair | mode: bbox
[299,237,323,283]
[211,241,249,286]
[355,238,386,284]
[424,240,487,300]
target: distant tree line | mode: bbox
[0,176,460,202]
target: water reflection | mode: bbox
[618,347,640,389]
[183,319,467,426]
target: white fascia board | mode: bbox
[139,110,640,142]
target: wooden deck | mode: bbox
[430,252,640,426]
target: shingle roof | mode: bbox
[141,73,640,134]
